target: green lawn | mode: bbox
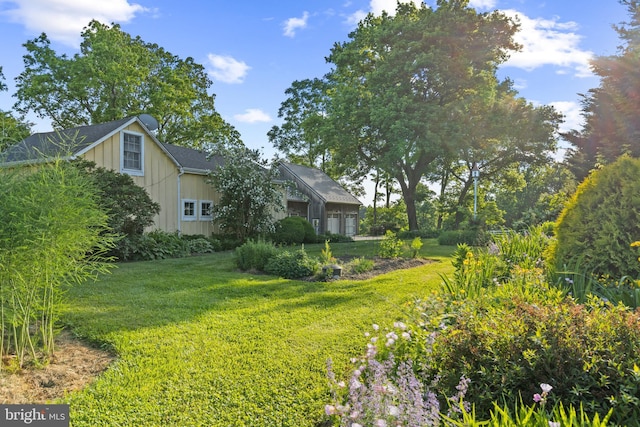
[62,241,454,426]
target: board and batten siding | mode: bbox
[81,121,180,233]
[179,172,220,235]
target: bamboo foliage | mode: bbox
[0,159,115,369]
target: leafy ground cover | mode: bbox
[43,240,452,426]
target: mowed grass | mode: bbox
[62,240,454,426]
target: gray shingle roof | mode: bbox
[2,117,134,163]
[280,162,361,205]
[161,143,225,173]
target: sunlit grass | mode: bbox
[62,242,454,426]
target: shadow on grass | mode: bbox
[62,253,360,341]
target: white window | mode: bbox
[200,200,213,220]
[182,199,197,221]
[121,131,144,176]
[327,213,341,234]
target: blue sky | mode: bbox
[0,0,631,201]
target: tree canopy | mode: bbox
[273,0,560,230]
[13,20,240,150]
[0,67,31,153]
[565,0,640,180]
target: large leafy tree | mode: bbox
[565,0,640,180]
[320,1,520,230]
[14,20,239,149]
[445,80,561,226]
[268,78,366,196]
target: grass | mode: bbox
[61,240,455,426]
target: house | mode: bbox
[1,116,235,236]
[278,162,361,237]
[2,116,361,237]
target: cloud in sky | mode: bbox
[283,11,309,37]
[502,10,594,78]
[0,0,147,47]
[468,0,497,9]
[207,54,250,84]
[550,100,584,133]
[234,109,272,124]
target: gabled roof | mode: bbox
[279,162,361,205]
[162,143,225,174]
[2,117,136,163]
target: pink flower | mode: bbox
[325,405,337,415]
[533,393,542,403]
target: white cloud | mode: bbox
[283,11,309,37]
[207,54,250,84]
[502,10,594,78]
[233,109,272,124]
[469,0,497,9]
[549,100,584,133]
[0,0,146,47]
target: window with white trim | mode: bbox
[200,200,213,220]
[182,199,197,221]
[121,131,144,175]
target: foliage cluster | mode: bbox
[378,230,404,258]
[207,146,282,242]
[14,20,239,150]
[264,249,320,279]
[345,257,375,274]
[235,240,320,279]
[437,229,482,246]
[551,155,640,280]
[235,239,280,271]
[272,216,317,245]
[0,161,114,368]
[329,228,640,425]
[116,231,220,262]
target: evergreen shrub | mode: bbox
[551,155,640,279]
[272,216,316,245]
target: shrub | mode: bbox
[348,257,375,274]
[410,236,423,258]
[116,231,190,261]
[412,285,640,424]
[378,230,403,258]
[235,240,279,271]
[317,232,354,243]
[438,229,481,246]
[264,248,319,279]
[551,155,640,279]
[187,238,216,254]
[272,216,316,245]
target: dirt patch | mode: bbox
[310,256,436,281]
[0,331,115,404]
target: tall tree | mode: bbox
[446,80,561,226]
[0,67,31,152]
[565,0,640,180]
[14,20,239,149]
[268,78,366,196]
[322,1,519,230]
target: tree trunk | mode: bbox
[397,177,419,231]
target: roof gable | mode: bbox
[280,162,361,205]
[1,116,182,169]
[2,117,135,163]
